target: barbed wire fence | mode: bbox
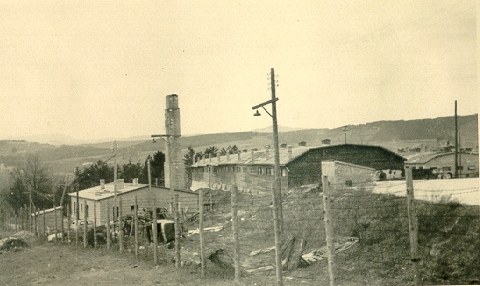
[1,170,479,286]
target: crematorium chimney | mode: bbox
[164,94,185,190]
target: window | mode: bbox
[468,166,476,170]
[113,206,119,219]
[85,204,89,218]
[442,166,451,171]
[345,180,353,187]
[457,166,464,171]
[281,168,287,177]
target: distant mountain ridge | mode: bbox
[0,114,477,173]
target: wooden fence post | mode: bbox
[19,207,23,230]
[133,195,138,259]
[75,183,79,247]
[134,196,139,260]
[106,201,111,250]
[34,208,37,235]
[54,205,58,241]
[322,175,336,286]
[93,202,97,249]
[199,189,205,276]
[43,209,46,240]
[174,193,181,268]
[67,205,71,243]
[119,198,124,252]
[83,199,87,248]
[209,191,213,211]
[231,185,240,282]
[405,166,419,285]
[148,158,158,265]
[61,205,64,242]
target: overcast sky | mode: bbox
[0,1,477,141]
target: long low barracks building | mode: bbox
[69,179,198,226]
[190,143,406,193]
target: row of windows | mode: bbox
[426,165,477,171]
[194,166,288,176]
[73,202,121,220]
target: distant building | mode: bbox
[406,152,479,179]
[191,144,406,193]
[68,179,198,226]
[321,138,332,145]
[321,160,376,190]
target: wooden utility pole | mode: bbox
[252,68,283,285]
[405,166,419,285]
[270,68,283,233]
[148,157,158,265]
[322,175,336,286]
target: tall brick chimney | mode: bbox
[164,94,185,190]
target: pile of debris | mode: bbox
[0,237,28,254]
[243,236,359,274]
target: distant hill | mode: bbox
[0,114,477,174]
[252,125,303,133]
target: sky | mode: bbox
[0,1,478,141]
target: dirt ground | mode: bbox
[0,230,313,286]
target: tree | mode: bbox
[144,151,165,186]
[122,161,145,183]
[204,146,219,158]
[75,160,114,190]
[3,154,55,213]
[183,147,198,189]
[184,146,196,166]
[227,145,239,154]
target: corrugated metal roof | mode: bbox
[68,182,148,201]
